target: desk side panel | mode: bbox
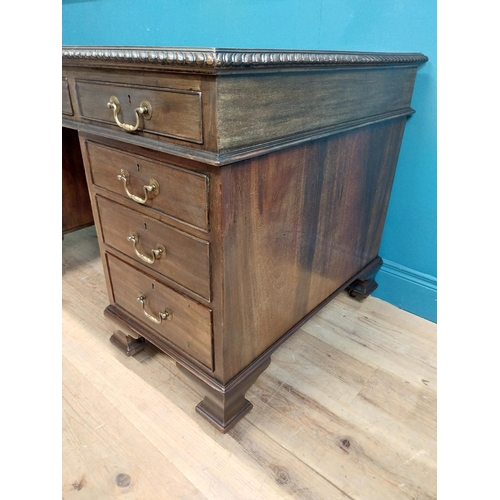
[62,127,94,234]
[220,118,407,381]
[216,67,416,152]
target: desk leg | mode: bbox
[177,356,271,433]
[346,256,383,300]
[109,330,146,356]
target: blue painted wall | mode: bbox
[63,0,437,322]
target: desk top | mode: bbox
[62,46,427,164]
[62,46,428,73]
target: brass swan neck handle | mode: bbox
[107,95,152,132]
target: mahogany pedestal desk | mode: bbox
[62,47,427,432]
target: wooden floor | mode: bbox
[62,226,437,500]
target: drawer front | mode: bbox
[97,196,210,300]
[86,141,209,230]
[75,79,203,144]
[62,78,73,116]
[107,254,213,370]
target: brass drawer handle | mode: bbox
[137,295,172,324]
[117,169,159,204]
[107,95,152,132]
[127,233,166,264]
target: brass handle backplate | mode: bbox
[127,233,166,264]
[107,95,152,132]
[117,169,159,204]
[137,295,172,324]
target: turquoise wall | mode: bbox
[62,0,437,322]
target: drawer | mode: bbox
[107,253,213,370]
[97,196,210,300]
[86,141,209,230]
[75,79,203,144]
[62,77,73,116]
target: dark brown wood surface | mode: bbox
[107,253,214,370]
[64,68,218,153]
[97,195,211,300]
[177,356,272,433]
[216,67,417,151]
[62,127,94,234]
[218,118,406,381]
[62,77,73,116]
[84,140,210,231]
[62,54,423,165]
[75,79,203,144]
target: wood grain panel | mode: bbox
[220,118,407,381]
[217,67,416,151]
[75,79,203,144]
[107,253,213,370]
[85,140,209,231]
[62,127,93,234]
[62,78,73,116]
[97,196,210,300]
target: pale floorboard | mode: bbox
[62,226,437,500]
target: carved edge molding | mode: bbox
[62,47,428,69]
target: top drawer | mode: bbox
[75,79,203,144]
